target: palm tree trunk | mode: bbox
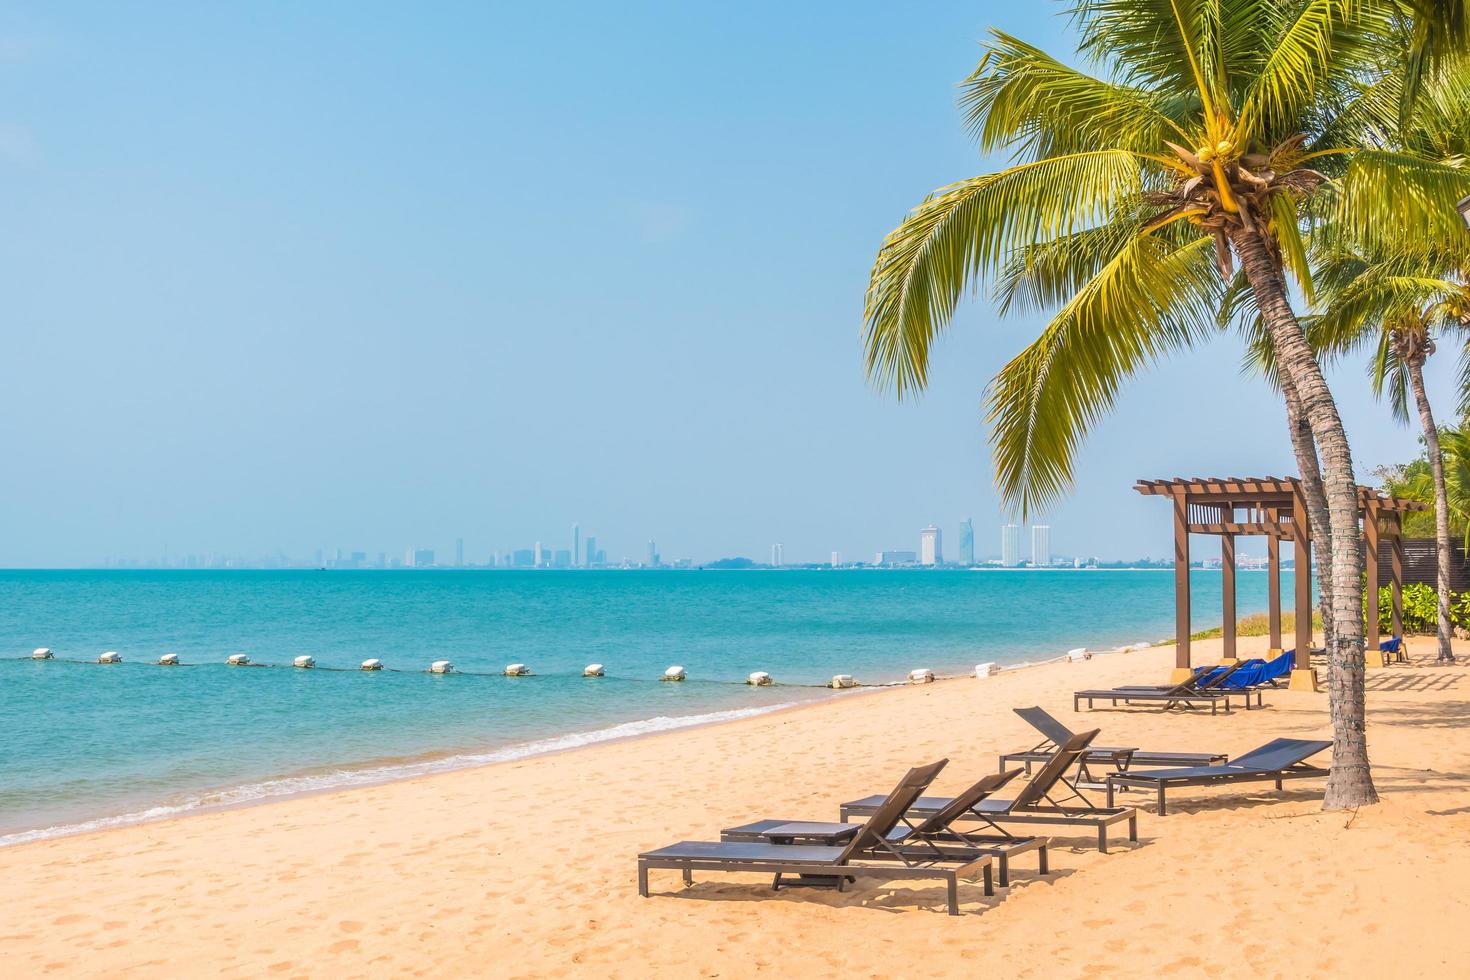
[1406,356,1455,663]
[1232,227,1377,809]
[1279,373,1334,657]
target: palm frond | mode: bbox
[984,233,1220,514]
[1337,150,1470,253]
[864,150,1144,398]
[1237,0,1379,146]
[962,31,1195,159]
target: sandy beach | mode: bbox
[5,634,1470,978]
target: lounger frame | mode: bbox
[636,849,993,915]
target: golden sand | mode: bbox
[4,634,1469,978]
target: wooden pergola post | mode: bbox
[1390,511,1405,638]
[1267,507,1282,653]
[1291,484,1317,690]
[1172,488,1191,676]
[1364,498,1384,667]
[1221,532,1237,662]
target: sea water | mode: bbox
[0,567,1286,842]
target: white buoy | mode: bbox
[583,663,605,677]
[661,665,686,682]
[361,658,384,671]
[504,663,530,676]
[908,668,935,684]
[829,674,858,689]
[429,660,454,674]
[974,662,1000,678]
[158,653,180,666]
[746,671,773,686]
[293,655,316,669]
[98,650,122,664]
[1066,647,1091,662]
[227,654,251,666]
[30,647,53,660]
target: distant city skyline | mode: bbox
[85,510,1311,571]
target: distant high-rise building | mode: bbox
[585,536,597,566]
[534,541,546,567]
[414,548,435,568]
[959,518,975,565]
[1031,525,1051,567]
[553,549,572,568]
[646,540,659,567]
[831,551,841,568]
[572,523,581,567]
[920,525,942,566]
[876,550,918,565]
[1001,525,1021,567]
[455,537,464,567]
[512,548,535,567]
[405,546,417,568]
[771,543,784,567]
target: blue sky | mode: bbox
[0,1,1452,567]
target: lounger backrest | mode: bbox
[1195,661,1247,691]
[1014,706,1075,747]
[1013,728,1100,806]
[836,758,948,863]
[908,769,1023,834]
[1228,738,1332,771]
[1157,668,1211,696]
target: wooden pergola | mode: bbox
[1135,477,1428,681]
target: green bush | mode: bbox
[1370,582,1470,634]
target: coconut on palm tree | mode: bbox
[863,1,1470,809]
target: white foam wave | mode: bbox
[0,700,800,848]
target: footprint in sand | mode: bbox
[329,939,360,953]
[51,914,83,926]
[338,920,364,933]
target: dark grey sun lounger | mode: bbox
[638,759,995,915]
[1104,738,1332,815]
[840,730,1138,853]
[723,768,1049,887]
[1000,706,1228,784]
[1110,660,1265,710]
[1073,670,1244,714]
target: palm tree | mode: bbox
[1313,243,1470,663]
[863,2,1470,808]
[1311,57,1470,664]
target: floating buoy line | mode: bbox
[6,642,1147,687]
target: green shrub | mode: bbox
[1369,582,1470,634]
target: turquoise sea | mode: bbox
[0,568,1288,842]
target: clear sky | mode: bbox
[0,1,1453,567]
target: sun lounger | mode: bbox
[1000,706,1227,785]
[1212,651,1293,689]
[1109,660,1265,709]
[1103,738,1332,815]
[839,730,1139,853]
[1073,661,1264,712]
[638,759,995,915]
[723,768,1049,887]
